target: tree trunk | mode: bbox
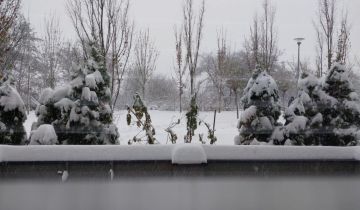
[218,91,222,113]
[179,91,182,113]
[110,58,115,101]
[190,71,194,96]
[235,89,239,119]
[27,66,31,114]
[50,67,55,89]
[142,85,145,101]
[328,47,332,70]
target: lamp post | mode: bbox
[294,38,305,83]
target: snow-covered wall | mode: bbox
[1,145,360,164]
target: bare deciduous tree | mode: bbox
[205,29,229,113]
[58,41,82,82]
[178,0,205,143]
[225,52,251,119]
[314,22,325,77]
[182,0,205,96]
[8,17,41,112]
[41,15,62,89]
[259,0,279,72]
[244,14,259,71]
[0,0,20,39]
[335,11,351,65]
[173,26,187,112]
[134,29,159,100]
[0,0,21,73]
[67,0,134,110]
[108,0,134,109]
[244,0,280,72]
[315,0,336,71]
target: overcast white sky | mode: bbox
[22,0,360,75]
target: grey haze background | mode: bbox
[22,0,360,75]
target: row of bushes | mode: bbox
[235,63,360,146]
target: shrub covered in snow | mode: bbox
[235,67,281,145]
[29,124,58,145]
[32,42,119,145]
[0,75,27,145]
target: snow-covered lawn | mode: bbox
[115,110,239,145]
[25,110,240,145]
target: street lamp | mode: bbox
[294,37,305,82]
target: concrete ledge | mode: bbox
[1,160,359,180]
[1,145,359,180]
[0,145,359,163]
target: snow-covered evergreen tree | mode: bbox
[272,73,324,145]
[0,74,27,145]
[321,63,360,146]
[32,86,71,143]
[235,67,281,145]
[32,42,119,145]
[272,64,360,146]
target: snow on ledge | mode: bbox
[0,145,359,164]
[0,145,173,162]
[172,144,207,164]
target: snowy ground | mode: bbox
[24,111,37,138]
[115,110,240,145]
[25,110,241,145]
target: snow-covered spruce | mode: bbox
[321,63,360,146]
[235,67,281,145]
[272,73,324,145]
[273,64,360,146]
[0,75,27,145]
[32,42,119,145]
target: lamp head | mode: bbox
[294,37,305,45]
